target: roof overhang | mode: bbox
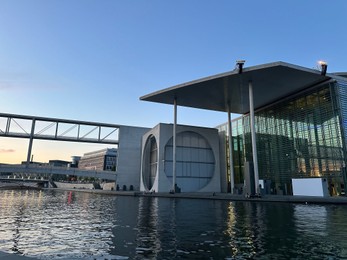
[140,61,332,114]
[333,72,347,78]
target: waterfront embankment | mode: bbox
[50,187,347,205]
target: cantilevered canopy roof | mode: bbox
[140,61,332,114]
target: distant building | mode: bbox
[78,148,117,171]
[49,160,70,167]
[21,161,46,166]
[70,156,81,168]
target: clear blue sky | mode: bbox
[1,0,347,163]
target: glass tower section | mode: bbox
[218,80,347,196]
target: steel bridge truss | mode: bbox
[0,113,121,164]
[0,113,120,145]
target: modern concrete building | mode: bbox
[140,123,222,193]
[140,61,347,196]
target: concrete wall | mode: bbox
[140,123,221,193]
[54,181,94,189]
[140,123,162,192]
[54,181,115,190]
[101,182,115,190]
[116,126,150,191]
[140,123,172,193]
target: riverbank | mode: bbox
[49,187,347,205]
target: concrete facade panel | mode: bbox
[116,126,150,191]
[140,123,222,193]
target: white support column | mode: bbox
[249,81,260,194]
[172,97,177,192]
[26,119,36,166]
[227,104,235,194]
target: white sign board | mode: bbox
[292,178,327,197]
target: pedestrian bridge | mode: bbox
[0,164,117,181]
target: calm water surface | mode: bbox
[0,189,347,259]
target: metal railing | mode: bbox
[0,164,117,181]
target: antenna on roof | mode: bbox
[236,60,245,74]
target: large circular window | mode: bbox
[164,131,215,192]
[142,135,158,190]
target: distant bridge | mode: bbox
[0,164,117,181]
[0,113,120,144]
[0,112,121,165]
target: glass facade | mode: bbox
[218,80,347,196]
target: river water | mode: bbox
[0,189,347,259]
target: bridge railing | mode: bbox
[0,164,117,181]
[0,113,121,145]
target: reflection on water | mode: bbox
[1,190,347,259]
[0,190,117,259]
[294,204,328,237]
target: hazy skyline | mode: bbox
[1,0,347,163]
